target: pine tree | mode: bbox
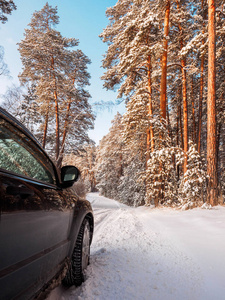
[178,142,207,209]
[18,3,94,164]
[143,119,182,206]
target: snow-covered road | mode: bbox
[49,193,225,300]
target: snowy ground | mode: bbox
[48,193,225,300]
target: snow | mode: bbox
[48,193,225,300]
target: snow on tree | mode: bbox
[117,146,146,207]
[142,118,183,206]
[178,141,207,209]
[100,0,163,101]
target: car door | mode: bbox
[0,115,74,299]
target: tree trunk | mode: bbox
[176,0,188,173]
[42,103,49,149]
[158,2,170,203]
[178,91,184,150]
[57,101,71,168]
[160,0,170,120]
[54,89,60,161]
[191,77,196,144]
[147,55,154,154]
[51,55,60,161]
[197,0,206,153]
[146,128,151,163]
[207,0,218,205]
[182,62,188,174]
[197,54,204,153]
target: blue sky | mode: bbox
[0,0,125,144]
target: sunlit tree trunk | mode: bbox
[207,0,218,205]
[160,0,170,120]
[146,55,154,158]
[54,88,60,160]
[176,0,188,173]
[181,59,188,173]
[42,102,49,149]
[158,2,170,206]
[198,55,204,153]
[51,55,60,161]
[191,77,196,144]
[197,0,206,153]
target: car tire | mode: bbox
[63,219,91,287]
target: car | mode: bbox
[0,107,94,300]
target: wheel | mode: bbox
[63,219,91,287]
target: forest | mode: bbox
[1,0,225,209]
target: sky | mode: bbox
[0,0,126,144]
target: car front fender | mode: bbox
[68,199,94,257]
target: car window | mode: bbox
[0,117,56,184]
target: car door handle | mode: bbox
[6,185,35,196]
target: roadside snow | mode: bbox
[49,193,225,300]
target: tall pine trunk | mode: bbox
[54,89,60,161]
[157,2,170,206]
[197,0,206,153]
[146,55,154,159]
[51,55,60,161]
[160,1,170,120]
[57,102,70,168]
[198,55,204,153]
[181,58,188,173]
[42,102,49,149]
[146,55,156,205]
[191,77,197,144]
[207,0,218,205]
[176,0,188,173]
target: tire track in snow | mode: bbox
[64,195,201,300]
[49,194,202,300]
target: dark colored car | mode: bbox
[0,107,94,300]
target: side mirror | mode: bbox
[61,166,80,188]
